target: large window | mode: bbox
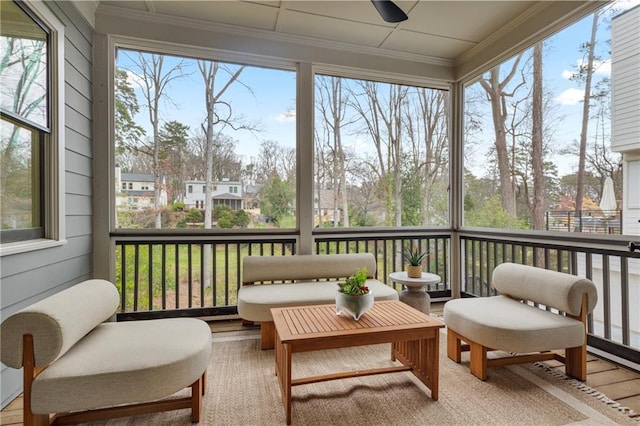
[314,74,450,228]
[114,48,296,230]
[1,1,50,244]
[463,1,638,236]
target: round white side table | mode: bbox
[388,271,441,315]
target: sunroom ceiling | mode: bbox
[98,0,537,64]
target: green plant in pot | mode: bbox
[404,246,428,278]
[336,267,373,320]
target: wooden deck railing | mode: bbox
[459,230,640,364]
[110,228,639,365]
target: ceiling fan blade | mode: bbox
[371,0,408,23]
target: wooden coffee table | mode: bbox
[271,300,444,424]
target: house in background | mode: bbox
[314,188,341,226]
[184,178,243,211]
[114,165,168,210]
[612,6,640,237]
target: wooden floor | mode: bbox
[2,303,639,425]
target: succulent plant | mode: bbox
[337,267,369,295]
[404,246,428,266]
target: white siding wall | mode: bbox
[611,6,640,154]
[623,157,640,236]
[0,1,94,409]
[612,7,640,238]
[184,181,243,209]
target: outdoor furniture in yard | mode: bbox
[0,279,212,425]
[271,300,444,425]
[443,262,598,381]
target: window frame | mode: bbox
[108,37,298,232]
[458,1,635,238]
[0,0,66,256]
[310,68,452,230]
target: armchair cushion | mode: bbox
[492,262,597,316]
[443,296,586,353]
[31,318,212,414]
[0,279,119,368]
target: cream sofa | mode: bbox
[443,263,598,380]
[237,253,399,349]
[1,279,212,425]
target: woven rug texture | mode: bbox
[88,330,638,425]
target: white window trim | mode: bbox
[0,0,66,257]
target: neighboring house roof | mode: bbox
[213,193,242,200]
[121,173,155,182]
[185,180,242,184]
[121,190,154,197]
[244,184,261,195]
[122,173,166,183]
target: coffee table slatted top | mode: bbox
[272,301,444,346]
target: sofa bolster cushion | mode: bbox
[31,318,212,414]
[492,263,597,316]
[443,296,586,353]
[0,279,120,368]
[238,279,399,322]
[242,253,377,284]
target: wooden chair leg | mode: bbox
[469,341,488,380]
[190,376,203,423]
[261,321,275,350]
[22,335,51,426]
[565,295,589,381]
[565,345,587,381]
[447,329,462,363]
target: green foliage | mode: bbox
[401,166,422,226]
[114,69,145,150]
[172,201,185,211]
[465,195,529,229]
[349,208,377,227]
[233,209,250,228]
[216,209,234,228]
[260,175,294,226]
[404,245,428,266]
[115,242,295,311]
[277,215,296,228]
[213,206,250,229]
[158,121,189,160]
[337,267,369,295]
[185,208,203,223]
[213,205,232,220]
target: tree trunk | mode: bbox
[479,55,523,218]
[531,42,545,233]
[574,12,599,228]
[488,68,516,216]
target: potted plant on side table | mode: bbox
[404,246,428,278]
[336,267,374,320]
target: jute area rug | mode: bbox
[93,329,638,426]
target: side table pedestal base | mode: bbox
[399,287,431,315]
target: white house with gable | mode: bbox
[115,165,168,209]
[184,178,243,211]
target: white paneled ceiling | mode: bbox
[98,0,540,64]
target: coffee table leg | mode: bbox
[395,335,440,401]
[282,343,292,425]
[275,331,279,376]
[428,332,440,401]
